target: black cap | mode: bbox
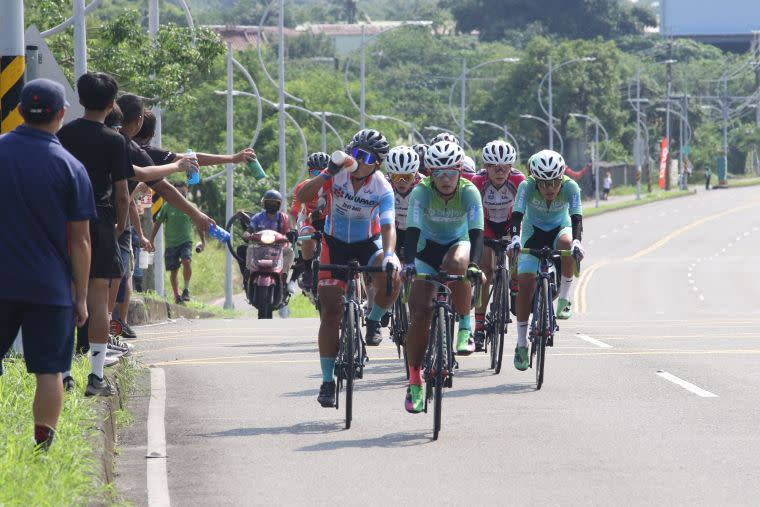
[20,78,69,115]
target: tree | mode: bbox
[442,0,657,42]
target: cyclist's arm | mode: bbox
[510,211,523,237]
[403,227,421,265]
[571,215,583,241]
[464,183,485,264]
[469,228,484,265]
[378,190,396,256]
[380,223,396,259]
[567,178,583,241]
[298,172,328,203]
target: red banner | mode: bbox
[658,137,669,189]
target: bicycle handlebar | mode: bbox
[318,261,395,296]
[513,246,582,276]
[483,238,511,250]
[402,270,482,307]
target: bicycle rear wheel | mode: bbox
[433,306,445,441]
[493,269,508,374]
[535,278,549,390]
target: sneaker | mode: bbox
[85,373,116,397]
[380,311,391,328]
[287,281,297,295]
[474,330,486,352]
[181,288,190,302]
[557,298,572,320]
[513,346,529,371]
[63,375,76,391]
[108,335,132,357]
[404,384,424,414]
[365,319,383,346]
[119,320,137,339]
[317,381,336,407]
[455,329,475,355]
[278,305,291,319]
[175,295,183,305]
[104,352,120,367]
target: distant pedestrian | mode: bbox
[705,167,712,190]
[602,171,612,200]
[0,79,97,450]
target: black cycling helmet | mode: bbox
[307,151,330,170]
[346,129,390,163]
[261,189,283,203]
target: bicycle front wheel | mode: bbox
[433,306,446,441]
[535,277,549,390]
[493,268,508,374]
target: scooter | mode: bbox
[244,229,291,319]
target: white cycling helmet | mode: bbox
[462,155,477,174]
[529,149,565,180]
[429,132,460,146]
[384,146,420,175]
[425,141,464,169]
[483,140,516,165]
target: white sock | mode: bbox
[90,343,107,379]
[62,370,71,379]
[516,321,529,348]
[558,276,574,300]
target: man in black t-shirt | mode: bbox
[57,73,130,396]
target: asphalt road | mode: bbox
[116,186,760,506]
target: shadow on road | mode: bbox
[296,431,431,451]
[446,382,535,398]
[194,420,344,438]
[224,341,315,349]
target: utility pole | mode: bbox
[277,0,287,200]
[73,0,87,79]
[665,47,673,191]
[148,0,165,296]
[460,58,467,144]
[635,68,642,200]
[224,43,234,309]
[548,56,554,151]
[359,24,366,129]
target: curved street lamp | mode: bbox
[569,113,608,208]
[371,114,426,144]
[537,56,596,150]
[520,114,564,155]
[471,120,520,163]
[424,125,474,151]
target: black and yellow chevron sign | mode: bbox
[151,191,164,220]
[0,55,24,133]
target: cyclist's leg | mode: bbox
[554,229,574,319]
[404,259,435,413]
[474,245,495,349]
[514,223,544,370]
[441,242,475,354]
[365,237,401,345]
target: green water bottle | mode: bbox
[247,155,266,180]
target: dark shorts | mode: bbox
[0,301,74,374]
[165,241,193,271]
[90,215,124,279]
[523,225,563,250]
[318,234,383,288]
[417,239,459,272]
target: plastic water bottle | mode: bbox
[247,156,266,180]
[209,223,230,244]
[185,149,200,185]
[330,150,358,173]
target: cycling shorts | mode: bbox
[318,234,383,290]
[517,225,572,275]
[415,239,469,276]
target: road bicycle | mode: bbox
[483,238,513,374]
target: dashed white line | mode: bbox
[576,333,613,348]
[699,294,705,301]
[656,370,717,398]
[147,367,171,507]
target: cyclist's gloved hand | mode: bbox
[326,159,342,176]
[466,263,483,281]
[571,239,585,259]
[402,263,417,280]
[286,230,298,244]
[507,235,521,253]
[382,252,401,272]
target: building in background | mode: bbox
[659,0,760,51]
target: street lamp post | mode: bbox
[371,114,425,144]
[519,114,565,156]
[471,120,520,163]
[570,113,608,208]
[538,56,596,151]
[224,44,234,309]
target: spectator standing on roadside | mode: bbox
[602,171,612,200]
[705,166,712,190]
[0,79,96,449]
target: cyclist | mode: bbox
[401,140,484,413]
[297,129,402,408]
[507,150,585,371]
[384,146,421,257]
[429,132,460,146]
[461,154,477,181]
[290,152,329,291]
[412,143,430,176]
[471,141,524,351]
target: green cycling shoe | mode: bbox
[557,298,572,320]
[513,346,529,371]
[455,329,476,355]
[405,384,424,414]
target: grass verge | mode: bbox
[142,289,241,318]
[0,356,115,506]
[585,189,694,218]
[288,293,319,318]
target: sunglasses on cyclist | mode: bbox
[430,168,460,179]
[390,173,415,183]
[309,168,322,177]
[350,147,378,165]
[537,178,563,189]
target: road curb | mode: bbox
[585,189,696,218]
[127,295,216,325]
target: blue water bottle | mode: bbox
[186,149,200,185]
[209,223,231,244]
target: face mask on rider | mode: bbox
[264,201,280,214]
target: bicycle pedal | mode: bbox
[445,377,453,388]
[453,359,459,370]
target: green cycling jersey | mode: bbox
[513,175,583,231]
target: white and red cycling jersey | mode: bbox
[471,170,525,239]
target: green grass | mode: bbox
[0,356,113,506]
[141,289,241,318]
[162,236,242,303]
[585,189,693,217]
[722,176,760,188]
[288,293,319,318]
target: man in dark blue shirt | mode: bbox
[0,79,97,451]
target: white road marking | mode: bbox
[600,234,607,239]
[687,272,693,278]
[688,279,695,284]
[147,367,171,507]
[699,294,705,301]
[656,370,717,398]
[692,286,698,292]
[576,333,613,348]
